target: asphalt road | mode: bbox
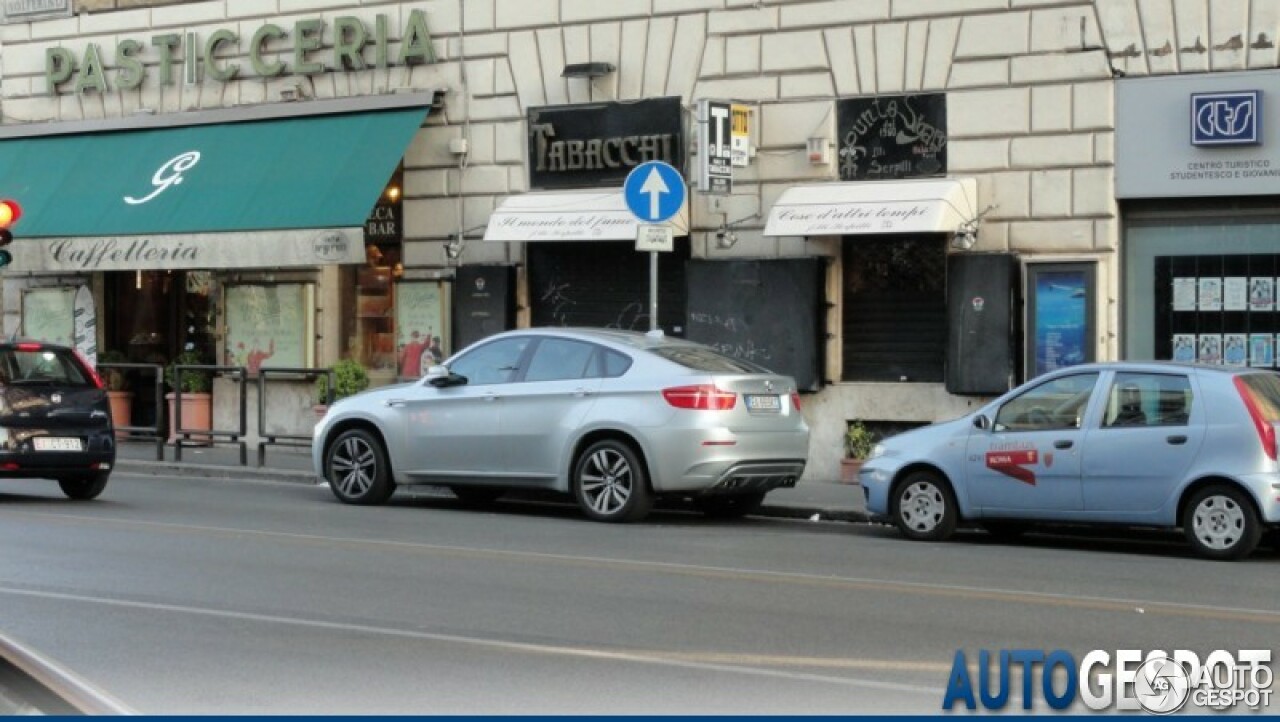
[0,472,1276,714]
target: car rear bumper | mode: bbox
[643,426,809,493]
[0,430,115,478]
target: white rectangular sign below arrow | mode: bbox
[635,225,674,252]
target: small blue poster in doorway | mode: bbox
[1034,270,1088,376]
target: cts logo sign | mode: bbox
[1191,91,1260,146]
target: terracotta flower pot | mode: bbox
[840,458,866,484]
[166,391,213,445]
[107,390,133,440]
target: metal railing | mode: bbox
[171,364,248,465]
[256,367,333,467]
[96,362,165,462]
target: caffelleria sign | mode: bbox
[9,229,365,272]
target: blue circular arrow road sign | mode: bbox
[623,161,687,224]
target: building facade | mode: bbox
[0,0,1275,480]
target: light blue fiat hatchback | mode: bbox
[861,362,1280,560]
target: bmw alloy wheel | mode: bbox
[326,429,394,505]
[572,439,652,522]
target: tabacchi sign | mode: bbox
[45,10,437,95]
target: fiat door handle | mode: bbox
[384,399,406,408]
[1166,434,1188,445]
[1053,440,1074,450]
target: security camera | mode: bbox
[715,228,737,249]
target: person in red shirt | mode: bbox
[399,330,427,380]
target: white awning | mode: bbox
[764,178,978,237]
[483,189,689,242]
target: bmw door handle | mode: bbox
[483,392,498,402]
[384,399,406,408]
[1053,440,1074,450]
[572,387,594,397]
[1166,434,1188,445]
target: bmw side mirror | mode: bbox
[425,365,467,388]
[973,414,990,431]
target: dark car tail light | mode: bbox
[1234,376,1277,461]
[790,391,802,411]
[662,384,737,410]
[15,342,40,351]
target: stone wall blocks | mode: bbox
[708,6,778,34]
[1010,133,1095,168]
[781,0,890,28]
[954,11,1030,59]
[1008,219,1095,252]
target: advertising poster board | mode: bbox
[22,287,75,347]
[394,281,450,380]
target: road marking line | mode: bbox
[0,584,937,696]
[4,508,1278,624]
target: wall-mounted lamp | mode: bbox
[561,62,616,79]
[445,233,464,260]
[715,226,738,249]
[951,229,978,251]
[807,137,830,165]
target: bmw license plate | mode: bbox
[745,394,781,413]
[34,437,82,452]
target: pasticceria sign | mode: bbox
[45,10,436,95]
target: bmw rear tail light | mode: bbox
[790,391,802,410]
[662,384,737,410]
[1234,376,1277,461]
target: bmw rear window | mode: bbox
[650,346,769,374]
[0,348,94,387]
[1238,372,1280,420]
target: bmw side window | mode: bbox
[601,350,632,378]
[1102,373,1192,428]
[993,373,1099,432]
[523,339,596,383]
[448,338,530,386]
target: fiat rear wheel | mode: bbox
[1184,485,1261,561]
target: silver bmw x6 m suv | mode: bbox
[314,328,810,522]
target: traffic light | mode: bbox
[0,199,21,269]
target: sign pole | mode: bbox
[623,161,686,335]
[649,251,658,331]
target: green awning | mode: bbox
[0,101,429,238]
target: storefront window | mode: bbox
[352,244,401,375]
[1125,215,1280,363]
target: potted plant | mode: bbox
[99,350,132,439]
[313,358,370,418]
[164,349,213,444]
[841,420,876,484]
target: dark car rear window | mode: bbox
[650,346,770,374]
[0,348,94,387]
[1239,372,1280,420]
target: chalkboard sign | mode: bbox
[453,265,514,352]
[836,93,947,180]
[685,259,824,391]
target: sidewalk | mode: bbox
[112,439,869,522]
